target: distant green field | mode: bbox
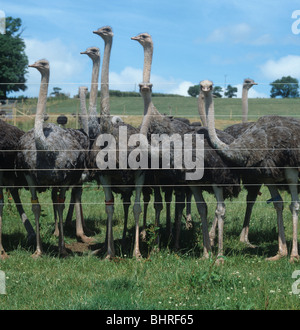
[12,96,300,131]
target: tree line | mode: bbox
[1,16,300,100]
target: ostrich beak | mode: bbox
[28,63,38,68]
[80,51,88,55]
[131,36,139,41]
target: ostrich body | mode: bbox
[132,33,241,261]
[18,59,88,257]
[0,120,35,259]
[201,79,300,262]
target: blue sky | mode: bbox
[2,0,300,98]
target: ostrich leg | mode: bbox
[141,188,151,241]
[239,185,261,247]
[153,187,163,248]
[189,186,211,259]
[164,187,173,237]
[10,188,35,243]
[0,182,8,259]
[100,174,115,259]
[73,187,94,243]
[56,189,68,257]
[25,174,42,258]
[265,185,287,261]
[173,188,186,251]
[52,188,59,237]
[132,171,145,259]
[212,185,226,265]
[121,192,131,247]
[285,168,300,262]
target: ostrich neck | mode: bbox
[89,57,100,116]
[242,87,248,123]
[143,43,153,84]
[79,90,88,135]
[198,91,207,127]
[139,41,162,135]
[100,38,112,134]
[34,70,49,150]
[87,56,100,141]
[205,91,247,166]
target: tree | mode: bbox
[187,84,223,98]
[224,85,237,98]
[213,86,223,98]
[270,76,299,98]
[0,17,28,99]
[187,84,200,97]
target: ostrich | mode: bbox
[63,86,94,243]
[87,26,145,259]
[132,33,241,261]
[209,78,258,247]
[17,59,89,258]
[132,32,195,248]
[200,79,300,262]
[0,120,36,259]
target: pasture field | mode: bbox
[0,96,300,311]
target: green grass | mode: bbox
[0,96,300,310]
[0,185,300,310]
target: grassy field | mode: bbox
[0,96,300,310]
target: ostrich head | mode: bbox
[80,47,100,61]
[243,78,257,90]
[131,32,152,47]
[200,80,214,94]
[93,26,114,41]
[28,59,49,74]
[78,86,88,96]
[139,83,153,93]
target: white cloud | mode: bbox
[109,66,192,96]
[234,84,268,98]
[169,81,194,96]
[206,23,252,44]
[260,55,300,80]
[25,38,84,97]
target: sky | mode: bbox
[2,0,300,98]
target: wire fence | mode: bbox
[0,89,299,208]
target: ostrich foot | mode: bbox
[53,228,59,237]
[0,249,8,260]
[216,257,225,266]
[31,250,42,259]
[185,216,193,230]
[105,254,113,261]
[133,249,142,260]
[77,234,95,244]
[59,248,69,258]
[140,229,147,242]
[289,254,300,263]
[240,239,257,249]
[266,253,287,261]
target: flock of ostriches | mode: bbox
[0,26,299,265]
